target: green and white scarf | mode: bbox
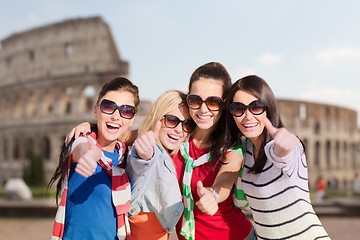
[180,140,248,240]
[230,142,249,209]
[180,139,211,240]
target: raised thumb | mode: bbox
[197,180,205,197]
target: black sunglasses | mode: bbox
[186,94,223,111]
[99,99,136,119]
[163,115,195,133]
[229,100,266,117]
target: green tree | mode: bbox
[24,150,45,187]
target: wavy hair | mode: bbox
[222,75,284,173]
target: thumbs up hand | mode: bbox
[75,136,102,177]
[264,117,299,157]
[134,121,161,160]
[196,181,219,216]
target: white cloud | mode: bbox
[257,53,283,66]
[315,46,360,64]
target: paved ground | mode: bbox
[0,217,359,240]
[1,197,359,239]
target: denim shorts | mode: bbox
[246,226,258,240]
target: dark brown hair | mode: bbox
[48,77,139,204]
[188,62,232,165]
[96,77,140,112]
[223,75,284,173]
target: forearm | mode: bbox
[211,170,239,202]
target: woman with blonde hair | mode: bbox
[126,90,195,240]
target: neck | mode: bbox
[97,137,116,152]
[250,136,263,160]
[191,127,212,148]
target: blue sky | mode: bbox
[1,0,360,125]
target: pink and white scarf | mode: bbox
[51,132,131,240]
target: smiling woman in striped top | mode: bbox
[222,75,330,239]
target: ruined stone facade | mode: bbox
[0,17,359,191]
[277,99,360,190]
[0,17,134,184]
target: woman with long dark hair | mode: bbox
[200,75,330,239]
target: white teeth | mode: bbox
[197,115,211,120]
[107,123,120,128]
[243,123,258,128]
[168,134,180,140]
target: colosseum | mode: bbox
[0,16,359,192]
[277,99,360,189]
[0,16,150,185]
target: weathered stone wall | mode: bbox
[277,99,360,190]
[0,17,134,184]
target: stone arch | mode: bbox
[41,91,54,115]
[326,140,331,168]
[83,85,97,113]
[314,122,321,134]
[13,95,22,119]
[336,141,340,168]
[315,141,321,167]
[59,87,73,115]
[40,137,51,160]
[26,92,36,118]
[343,142,348,169]
[13,137,20,160]
[352,143,357,169]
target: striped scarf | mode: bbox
[230,142,249,209]
[179,139,211,240]
[51,132,131,240]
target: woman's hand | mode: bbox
[196,181,219,215]
[65,122,91,147]
[134,121,161,160]
[74,136,102,178]
[264,118,300,157]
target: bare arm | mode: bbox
[65,122,92,146]
[196,151,242,215]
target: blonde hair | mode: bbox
[138,90,187,151]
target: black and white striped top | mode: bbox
[241,139,330,240]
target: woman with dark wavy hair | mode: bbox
[201,75,330,239]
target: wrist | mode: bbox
[206,187,219,203]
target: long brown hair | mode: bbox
[188,62,232,165]
[223,75,283,173]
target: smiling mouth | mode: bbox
[168,134,180,141]
[196,114,212,120]
[107,123,120,130]
[242,123,259,129]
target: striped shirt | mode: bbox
[241,139,330,240]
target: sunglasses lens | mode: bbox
[164,115,180,128]
[120,105,136,119]
[249,100,266,115]
[229,102,246,117]
[187,95,202,109]
[205,97,222,110]
[100,100,116,114]
[183,120,195,133]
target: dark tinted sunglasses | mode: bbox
[99,99,136,119]
[186,94,223,111]
[229,100,266,117]
[163,115,195,133]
